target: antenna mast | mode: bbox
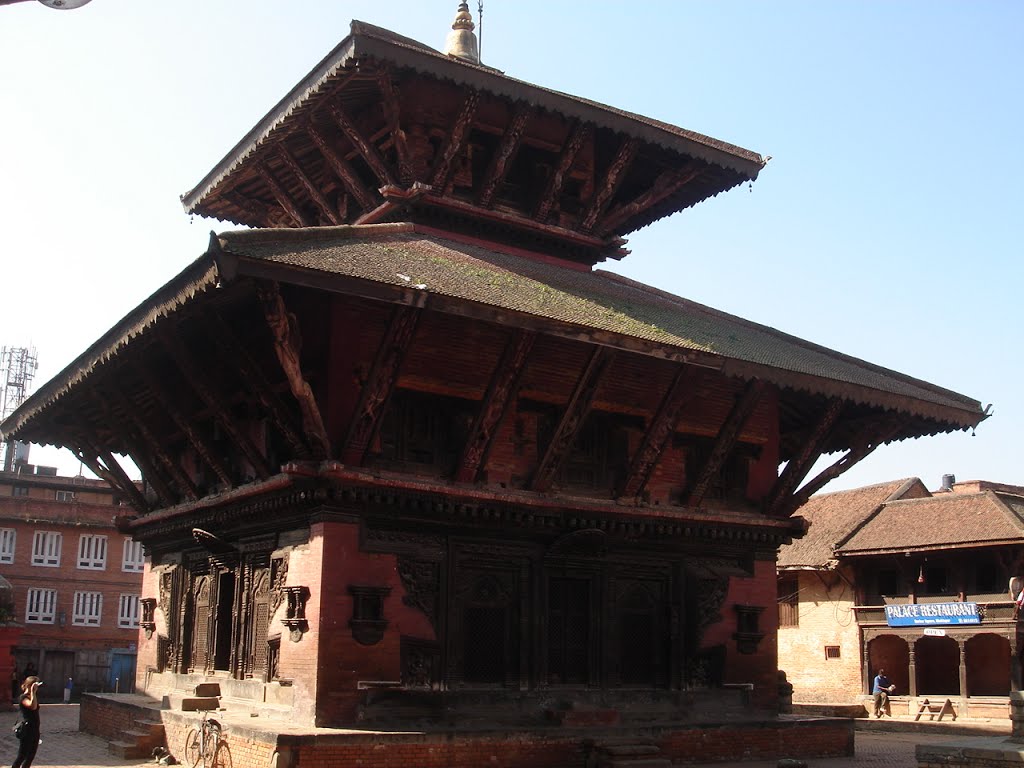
[1,345,38,472]
[477,0,483,60]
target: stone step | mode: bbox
[600,745,661,757]
[108,740,154,760]
[598,760,672,768]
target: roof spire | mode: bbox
[444,1,480,64]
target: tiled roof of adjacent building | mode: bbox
[837,491,1024,555]
[777,479,921,569]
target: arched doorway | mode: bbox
[966,634,1009,696]
[868,634,909,695]
[915,636,959,695]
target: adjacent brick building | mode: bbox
[0,459,144,700]
[779,477,1023,720]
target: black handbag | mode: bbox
[13,720,26,739]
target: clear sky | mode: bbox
[1,1,1020,493]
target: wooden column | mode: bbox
[908,640,918,697]
[863,640,872,696]
[1011,634,1021,693]
[959,640,968,701]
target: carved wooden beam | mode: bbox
[253,286,332,459]
[68,438,149,512]
[306,121,377,211]
[580,137,639,234]
[159,330,274,481]
[255,162,311,228]
[85,391,178,507]
[107,382,201,501]
[599,163,703,236]
[430,90,480,192]
[778,419,905,518]
[456,329,536,483]
[341,305,421,466]
[207,309,316,461]
[328,102,396,188]
[535,122,590,223]
[276,145,342,225]
[686,379,768,508]
[532,346,615,492]
[765,398,844,517]
[138,366,234,490]
[618,365,699,500]
[478,105,531,208]
[377,69,413,184]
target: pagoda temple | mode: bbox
[0,5,986,766]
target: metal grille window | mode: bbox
[77,534,108,569]
[778,576,799,627]
[26,588,56,623]
[121,538,145,572]
[31,530,61,567]
[0,528,15,564]
[825,645,841,659]
[118,594,140,629]
[73,591,103,626]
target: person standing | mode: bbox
[12,676,41,768]
[872,668,896,718]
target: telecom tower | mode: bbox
[1,345,38,472]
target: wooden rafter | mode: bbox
[341,305,421,466]
[328,102,396,188]
[223,190,270,222]
[85,391,178,507]
[685,379,768,508]
[306,120,377,211]
[107,382,201,502]
[207,309,317,460]
[599,163,704,236]
[159,330,274,481]
[478,105,531,208]
[275,145,341,225]
[618,365,699,500]
[377,69,413,184]
[779,419,905,518]
[580,137,639,234]
[138,366,234,490]
[253,286,332,459]
[765,398,844,517]
[532,346,615,492]
[68,436,149,512]
[535,122,591,223]
[255,161,311,227]
[456,329,536,483]
[430,90,480,192]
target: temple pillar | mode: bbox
[958,639,968,701]
[862,637,871,695]
[1011,633,1021,693]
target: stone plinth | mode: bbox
[0,624,24,710]
[916,692,1024,767]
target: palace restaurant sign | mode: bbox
[885,602,980,627]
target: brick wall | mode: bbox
[777,568,863,703]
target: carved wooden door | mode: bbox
[190,575,212,673]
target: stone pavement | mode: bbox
[1,704,149,768]
[0,704,1014,768]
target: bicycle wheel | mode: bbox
[184,728,202,768]
[203,721,221,766]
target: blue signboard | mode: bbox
[884,602,980,627]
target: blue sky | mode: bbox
[1,1,1020,492]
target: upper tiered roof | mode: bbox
[181,15,766,265]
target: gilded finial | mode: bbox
[444,1,480,64]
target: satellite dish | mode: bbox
[38,0,93,8]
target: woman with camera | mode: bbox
[12,676,41,768]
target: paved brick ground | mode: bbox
[0,704,1014,768]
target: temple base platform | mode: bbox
[80,690,854,768]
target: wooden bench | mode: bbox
[915,698,956,721]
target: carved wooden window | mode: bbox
[617,582,666,687]
[547,577,591,685]
[190,575,211,673]
[462,573,515,686]
[267,636,281,681]
[375,390,472,474]
[538,410,632,493]
[778,576,799,628]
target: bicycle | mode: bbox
[183,706,224,768]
